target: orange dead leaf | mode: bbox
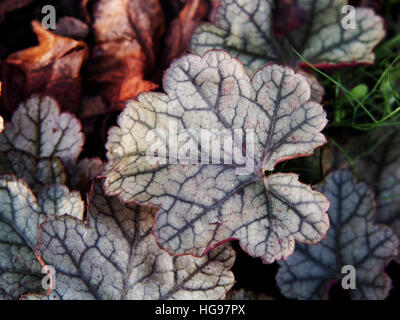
[1,21,88,113]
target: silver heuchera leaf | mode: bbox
[0,175,84,299]
[331,131,400,263]
[33,181,235,300]
[191,0,385,74]
[0,96,103,192]
[0,95,84,166]
[105,50,329,263]
[0,176,43,300]
[37,185,84,220]
[356,131,400,263]
[297,71,325,103]
[0,151,66,193]
[276,170,399,300]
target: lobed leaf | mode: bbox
[190,0,385,102]
[0,95,103,193]
[37,185,84,220]
[0,176,42,299]
[33,181,235,300]
[190,0,385,74]
[276,170,399,300]
[105,50,329,263]
[0,175,84,299]
[0,95,84,166]
[356,131,400,262]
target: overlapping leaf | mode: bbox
[0,95,84,166]
[0,96,105,299]
[32,181,235,300]
[105,50,329,263]
[0,151,66,193]
[355,131,400,262]
[0,175,84,299]
[191,0,385,73]
[328,130,400,263]
[0,95,103,192]
[276,170,399,300]
[190,0,385,102]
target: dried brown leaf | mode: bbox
[1,21,88,113]
[53,17,90,40]
[87,0,165,103]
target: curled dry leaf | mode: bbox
[1,21,88,113]
[277,170,399,300]
[87,0,165,103]
[0,175,84,299]
[190,0,385,102]
[105,50,330,263]
[31,181,235,300]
